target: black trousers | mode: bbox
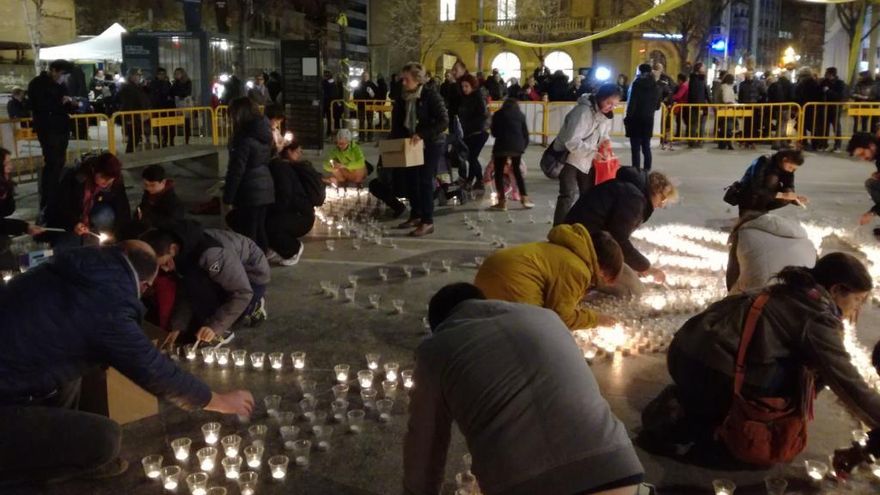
[227,205,269,252]
[493,154,527,197]
[266,212,314,259]
[36,131,69,210]
[405,141,444,224]
[629,135,652,171]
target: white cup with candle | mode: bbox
[377,398,394,422]
[221,456,242,480]
[804,460,828,483]
[201,422,221,445]
[221,434,242,458]
[268,352,284,370]
[332,383,349,400]
[357,369,374,389]
[347,409,366,434]
[232,349,247,367]
[170,437,191,462]
[334,364,350,383]
[401,369,414,389]
[201,348,215,365]
[185,472,208,495]
[712,479,736,495]
[331,399,349,422]
[383,362,399,382]
[313,425,333,451]
[195,447,217,472]
[237,471,258,495]
[250,352,266,369]
[268,455,289,481]
[292,439,312,467]
[141,454,163,480]
[382,380,398,399]
[365,353,380,370]
[161,465,182,492]
[291,351,306,370]
[243,444,264,469]
[215,348,230,367]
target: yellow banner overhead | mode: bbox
[476,0,695,48]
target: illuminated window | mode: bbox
[545,50,574,80]
[491,51,522,82]
[498,0,516,20]
[440,0,456,21]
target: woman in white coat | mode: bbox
[726,212,817,294]
[552,83,622,225]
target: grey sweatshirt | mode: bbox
[403,300,643,495]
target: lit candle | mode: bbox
[201,422,221,445]
[357,370,374,389]
[170,437,191,461]
[292,351,306,370]
[335,364,350,383]
[401,369,414,389]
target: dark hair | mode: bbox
[848,132,878,156]
[230,96,262,135]
[773,149,804,167]
[592,231,624,280]
[775,252,872,294]
[141,164,166,182]
[692,62,704,74]
[500,97,520,112]
[264,104,284,121]
[459,73,479,89]
[0,147,10,170]
[722,73,735,85]
[428,283,486,331]
[873,341,880,375]
[48,60,72,72]
[156,67,167,74]
[594,83,622,105]
[677,73,687,83]
[638,63,652,74]
[281,141,302,156]
[825,67,838,76]
[120,240,159,282]
[139,229,180,257]
[0,147,13,198]
[86,153,122,181]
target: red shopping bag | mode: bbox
[592,147,620,186]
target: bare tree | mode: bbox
[21,0,45,75]
[836,0,880,83]
[385,0,445,65]
[629,0,731,69]
[510,0,567,64]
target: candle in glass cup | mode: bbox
[383,362,399,382]
[291,351,306,370]
[221,434,242,458]
[334,364,350,383]
[392,299,405,314]
[401,369,414,389]
[201,422,221,445]
[401,265,412,279]
[221,456,243,480]
[243,444,264,468]
[332,383,349,399]
[292,440,312,467]
[313,425,333,451]
[248,424,268,445]
[344,287,356,302]
[357,370,374,389]
[250,352,266,369]
[331,399,349,422]
[299,396,317,422]
[351,238,361,250]
[712,479,736,495]
[201,348,215,365]
[237,471,258,495]
[441,259,452,272]
[185,472,209,495]
[368,293,381,309]
[382,380,398,398]
[170,437,192,461]
[205,488,226,495]
[299,378,317,399]
[161,465,182,491]
[325,239,335,251]
[347,409,366,433]
[378,267,389,282]
[804,460,828,482]
[279,425,300,442]
[215,348,230,367]
[276,410,296,426]
[376,398,394,422]
[360,387,377,409]
[268,455,289,481]
[763,477,787,495]
[231,350,247,367]
[184,344,197,361]
[196,447,217,472]
[141,454,164,480]
[365,353,380,370]
[268,352,284,370]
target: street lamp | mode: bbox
[781,46,801,66]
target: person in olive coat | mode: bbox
[624,64,661,171]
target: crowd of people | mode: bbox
[4,55,880,494]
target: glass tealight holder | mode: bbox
[383,362,399,382]
[268,455,289,481]
[313,425,334,451]
[852,428,869,446]
[161,465,182,492]
[142,454,164,480]
[299,378,317,398]
[292,439,312,467]
[201,422,221,445]
[334,364,350,383]
[351,238,361,250]
[331,399,349,422]
[268,352,284,370]
[221,455,243,480]
[344,287,356,303]
[421,261,431,275]
[291,351,307,370]
[474,256,484,267]
[325,239,335,251]
[365,353,381,370]
[279,425,300,442]
[392,299,405,314]
[248,424,268,445]
[401,369,414,389]
[376,398,394,422]
[360,388,377,409]
[231,350,247,367]
[185,472,209,495]
[206,488,226,495]
[382,380,398,398]
[368,294,381,309]
[348,274,359,287]
[712,479,736,495]
[221,434,242,458]
[215,348,231,367]
[276,411,296,427]
[441,259,453,272]
[804,460,828,483]
[332,383,349,400]
[401,265,412,279]
[347,409,366,434]
[250,352,266,369]
[299,396,317,422]
[201,348,215,365]
[237,471,258,495]
[263,394,282,416]
[196,447,218,472]
[764,477,787,495]
[378,267,389,282]
[357,370,374,389]
[184,344,197,361]
[243,444,264,469]
[171,437,192,462]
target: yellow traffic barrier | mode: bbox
[799,102,880,149]
[108,107,215,155]
[214,105,231,147]
[669,103,800,144]
[329,99,392,140]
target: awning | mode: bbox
[39,23,126,62]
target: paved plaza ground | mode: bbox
[9,141,880,494]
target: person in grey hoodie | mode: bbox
[552,84,621,225]
[726,213,817,294]
[404,283,645,495]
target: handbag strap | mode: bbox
[733,292,771,396]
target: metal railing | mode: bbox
[108,107,215,155]
[668,103,802,143]
[798,102,880,148]
[480,17,591,34]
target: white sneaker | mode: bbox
[266,249,282,264]
[279,242,305,266]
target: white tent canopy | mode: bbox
[39,23,127,62]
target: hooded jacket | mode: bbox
[457,89,490,136]
[224,117,276,207]
[165,220,271,333]
[552,94,613,174]
[474,224,602,330]
[404,300,644,495]
[490,102,529,157]
[670,285,880,428]
[563,166,654,272]
[624,75,661,138]
[726,214,817,294]
[137,180,185,230]
[0,246,211,410]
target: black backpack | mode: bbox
[292,164,326,207]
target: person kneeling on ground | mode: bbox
[847,132,880,237]
[0,147,43,239]
[141,219,271,345]
[734,149,808,217]
[726,212,817,294]
[644,253,880,462]
[126,164,185,238]
[324,128,367,187]
[474,224,623,329]
[265,141,324,266]
[0,241,254,485]
[404,283,645,495]
[564,168,677,295]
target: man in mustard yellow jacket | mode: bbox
[474,224,623,329]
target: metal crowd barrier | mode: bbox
[668,103,803,144]
[327,99,392,140]
[799,102,880,148]
[108,107,215,155]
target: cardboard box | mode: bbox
[379,138,424,168]
[80,367,159,425]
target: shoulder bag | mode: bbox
[540,138,567,179]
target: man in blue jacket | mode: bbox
[0,241,254,484]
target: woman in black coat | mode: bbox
[489,98,532,210]
[686,63,710,146]
[624,64,661,171]
[224,96,275,251]
[457,74,490,190]
[390,62,450,237]
[737,149,809,216]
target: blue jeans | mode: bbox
[406,140,445,224]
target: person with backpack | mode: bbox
[730,149,809,217]
[624,64,661,171]
[265,142,323,266]
[489,98,532,210]
[642,253,880,465]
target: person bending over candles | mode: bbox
[847,132,880,237]
[0,147,43,239]
[0,241,254,485]
[324,128,367,187]
[733,149,808,217]
[474,224,623,329]
[404,283,645,495]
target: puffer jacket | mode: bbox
[563,166,654,272]
[457,89,489,137]
[670,284,880,428]
[624,75,661,138]
[224,117,275,207]
[552,94,613,174]
[390,84,450,144]
[474,224,601,330]
[490,103,529,156]
[0,246,211,410]
[726,214,817,294]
